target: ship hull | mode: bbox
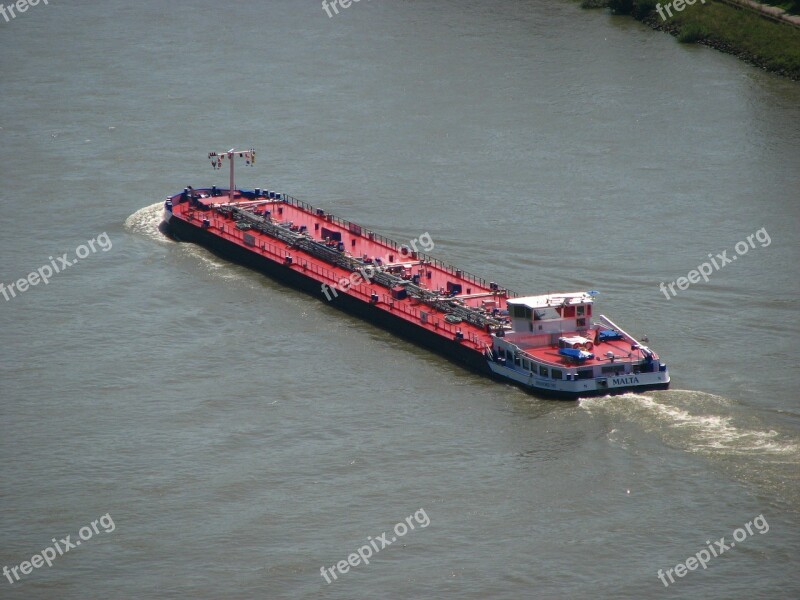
[487,360,669,399]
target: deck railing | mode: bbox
[185,188,518,298]
[201,200,509,330]
[278,193,518,299]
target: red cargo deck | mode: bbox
[171,190,515,355]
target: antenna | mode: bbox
[208,148,256,203]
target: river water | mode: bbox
[1,1,798,598]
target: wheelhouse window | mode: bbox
[510,305,532,320]
[533,307,561,321]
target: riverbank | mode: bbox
[581,0,800,80]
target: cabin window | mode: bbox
[577,368,594,380]
[499,348,506,359]
[515,356,522,367]
[535,307,564,321]
[511,305,532,320]
[602,365,625,375]
[522,359,530,370]
[539,366,549,377]
[551,368,563,380]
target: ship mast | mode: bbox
[208,148,256,203]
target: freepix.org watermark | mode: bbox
[3,513,115,585]
[320,508,430,583]
[659,227,771,300]
[0,0,48,24]
[657,514,769,588]
[320,232,434,301]
[655,0,706,21]
[0,232,112,302]
[321,0,369,18]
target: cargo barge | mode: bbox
[162,149,670,399]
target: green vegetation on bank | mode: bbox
[776,0,800,14]
[580,0,800,80]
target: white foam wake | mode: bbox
[580,392,798,457]
[124,202,172,245]
[124,203,264,287]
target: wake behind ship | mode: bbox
[162,150,670,399]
